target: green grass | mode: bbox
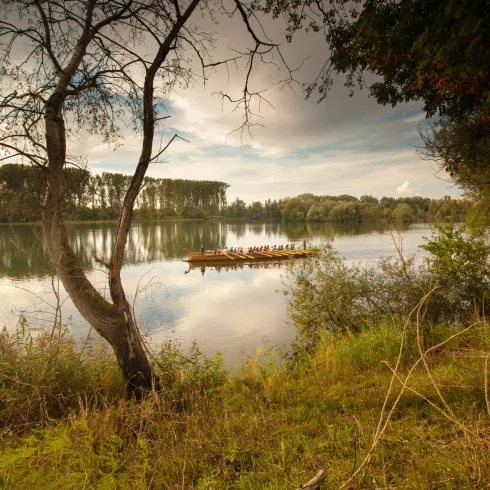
[0,322,489,489]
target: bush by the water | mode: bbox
[286,224,490,352]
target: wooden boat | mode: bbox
[184,248,319,262]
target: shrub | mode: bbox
[286,225,490,352]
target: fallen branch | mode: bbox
[296,469,327,489]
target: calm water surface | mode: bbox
[0,221,432,366]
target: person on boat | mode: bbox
[223,246,229,254]
[303,239,307,250]
[200,244,205,255]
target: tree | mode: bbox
[393,203,414,223]
[0,0,305,397]
[248,201,265,219]
[310,0,490,120]
[360,195,378,205]
[329,201,362,222]
[281,194,316,221]
[419,118,490,200]
[227,198,248,219]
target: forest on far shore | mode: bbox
[0,163,470,223]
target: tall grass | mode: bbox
[0,317,489,489]
[0,321,124,434]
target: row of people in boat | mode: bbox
[244,244,297,253]
[201,244,299,255]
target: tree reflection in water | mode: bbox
[0,220,393,280]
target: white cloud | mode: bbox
[397,181,420,195]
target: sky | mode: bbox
[61,3,461,204]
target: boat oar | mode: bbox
[271,250,290,256]
[236,252,254,259]
[222,252,235,260]
[255,250,275,257]
[269,251,290,257]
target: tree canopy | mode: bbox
[0,164,229,221]
[312,0,490,120]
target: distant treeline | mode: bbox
[0,164,470,223]
[0,164,229,222]
[226,193,471,223]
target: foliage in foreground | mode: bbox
[0,318,489,488]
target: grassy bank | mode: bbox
[0,320,489,489]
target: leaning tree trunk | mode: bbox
[42,100,156,399]
[40,0,200,399]
[40,24,158,398]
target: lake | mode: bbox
[0,220,433,366]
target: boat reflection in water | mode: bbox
[185,260,307,275]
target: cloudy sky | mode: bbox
[69,4,460,204]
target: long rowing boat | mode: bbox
[184,248,319,262]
